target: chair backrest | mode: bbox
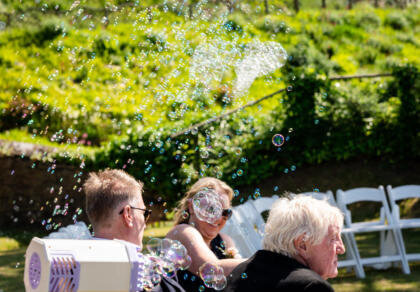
[298,191,336,207]
[336,186,391,226]
[222,195,279,257]
[386,185,420,219]
[251,195,279,213]
[387,185,420,201]
[222,209,258,258]
[248,195,279,234]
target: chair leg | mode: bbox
[392,227,411,274]
[344,233,366,279]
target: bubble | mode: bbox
[192,189,223,224]
[147,238,163,256]
[199,263,227,291]
[181,210,189,220]
[200,150,209,159]
[199,285,205,292]
[236,169,243,176]
[291,165,296,171]
[272,134,285,147]
[287,85,293,92]
[254,191,261,199]
[313,188,320,193]
[274,186,279,192]
[241,272,248,279]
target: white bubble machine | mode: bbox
[24,237,152,292]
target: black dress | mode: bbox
[224,250,334,292]
[177,234,227,292]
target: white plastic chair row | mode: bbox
[222,185,420,279]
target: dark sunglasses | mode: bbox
[119,205,152,222]
[222,208,233,219]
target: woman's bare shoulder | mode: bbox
[166,223,201,240]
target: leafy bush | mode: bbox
[385,12,408,30]
[358,47,378,65]
[255,15,290,34]
[354,11,381,29]
[23,19,67,46]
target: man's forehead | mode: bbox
[328,224,341,234]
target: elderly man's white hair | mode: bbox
[262,194,344,257]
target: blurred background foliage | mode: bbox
[0,0,419,208]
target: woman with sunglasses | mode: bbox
[166,177,245,292]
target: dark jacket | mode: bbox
[151,276,186,292]
[224,250,334,292]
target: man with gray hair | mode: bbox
[224,195,345,292]
[84,169,185,292]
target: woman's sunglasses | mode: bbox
[222,208,233,219]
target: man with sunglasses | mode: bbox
[84,169,185,292]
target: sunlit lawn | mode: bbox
[1,226,420,292]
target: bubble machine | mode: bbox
[24,237,152,292]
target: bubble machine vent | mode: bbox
[49,253,80,292]
[29,252,41,289]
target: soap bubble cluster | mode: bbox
[192,189,224,224]
[146,238,192,275]
[190,39,287,97]
[45,221,92,239]
[133,237,191,289]
[234,41,287,96]
[199,262,227,290]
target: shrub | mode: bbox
[384,12,408,30]
[255,15,290,34]
[358,47,378,65]
[354,11,381,29]
[23,19,67,46]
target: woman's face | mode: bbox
[189,187,231,243]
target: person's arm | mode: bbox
[166,224,245,276]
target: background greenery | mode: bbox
[0,0,418,207]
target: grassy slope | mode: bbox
[0,1,418,152]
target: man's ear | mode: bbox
[121,205,134,227]
[294,234,308,257]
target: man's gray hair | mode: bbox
[262,194,344,257]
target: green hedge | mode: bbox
[90,63,419,206]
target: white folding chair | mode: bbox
[387,185,420,262]
[247,195,279,236]
[337,186,410,275]
[221,195,279,258]
[222,208,257,258]
[299,191,365,278]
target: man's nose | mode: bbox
[337,237,346,255]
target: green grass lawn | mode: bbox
[2,227,420,292]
